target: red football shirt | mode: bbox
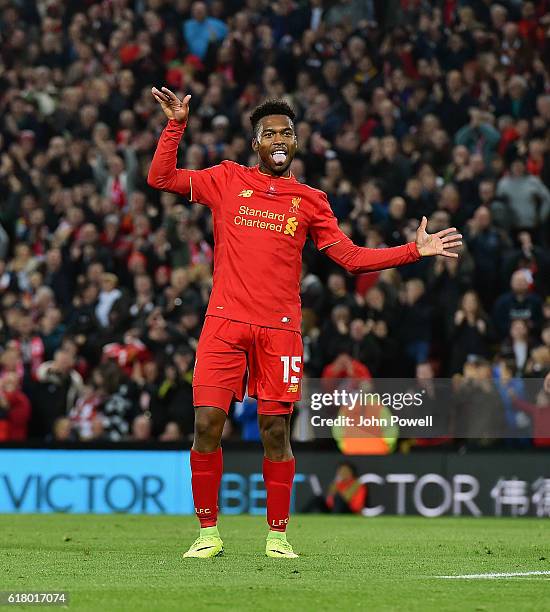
[148,120,420,331]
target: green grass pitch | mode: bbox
[1,515,548,611]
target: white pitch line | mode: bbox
[436,571,550,579]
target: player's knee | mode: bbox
[260,419,289,456]
[193,407,225,452]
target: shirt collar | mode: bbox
[255,165,294,181]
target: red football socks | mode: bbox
[190,447,223,527]
[263,456,295,532]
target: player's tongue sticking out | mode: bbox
[271,150,287,165]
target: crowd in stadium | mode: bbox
[0,0,549,444]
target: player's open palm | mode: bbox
[415,216,462,258]
[151,86,191,124]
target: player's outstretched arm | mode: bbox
[323,216,462,274]
[147,87,192,194]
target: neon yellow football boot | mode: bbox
[183,526,224,559]
[265,531,298,558]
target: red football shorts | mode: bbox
[192,316,303,414]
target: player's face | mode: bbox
[253,115,297,176]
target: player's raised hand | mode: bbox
[151,86,191,124]
[415,216,462,258]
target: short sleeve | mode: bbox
[188,160,235,209]
[308,192,345,251]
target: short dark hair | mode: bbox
[250,99,296,137]
[338,461,358,477]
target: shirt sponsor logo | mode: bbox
[238,189,254,197]
[234,205,299,236]
[284,217,298,237]
[238,205,285,222]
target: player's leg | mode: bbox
[184,317,249,558]
[259,411,295,524]
[258,410,298,558]
[190,402,228,527]
[183,404,226,558]
[252,325,302,558]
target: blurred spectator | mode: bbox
[96,361,137,442]
[316,304,354,367]
[131,414,152,442]
[326,461,367,513]
[150,347,195,438]
[183,1,228,60]
[92,147,138,209]
[233,395,261,441]
[40,307,65,360]
[501,231,550,299]
[31,349,83,438]
[12,311,44,381]
[464,206,508,309]
[500,319,533,375]
[348,318,382,376]
[493,356,527,435]
[493,270,543,338]
[0,372,31,441]
[455,108,500,164]
[303,461,367,514]
[49,417,77,442]
[449,291,491,375]
[95,273,123,328]
[322,353,371,380]
[453,359,508,443]
[44,248,73,309]
[512,388,550,447]
[326,0,373,28]
[496,158,550,233]
[398,278,432,367]
[159,421,183,442]
[524,346,550,379]
[436,70,475,137]
[0,346,23,382]
[68,379,104,441]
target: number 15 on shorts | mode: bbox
[281,355,301,393]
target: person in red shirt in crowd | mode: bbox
[302,461,367,514]
[322,353,372,381]
[147,87,462,559]
[11,312,44,380]
[0,372,31,441]
[326,462,367,514]
[102,331,152,377]
[512,385,550,447]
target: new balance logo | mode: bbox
[284,216,298,237]
[287,384,299,393]
[238,189,254,197]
